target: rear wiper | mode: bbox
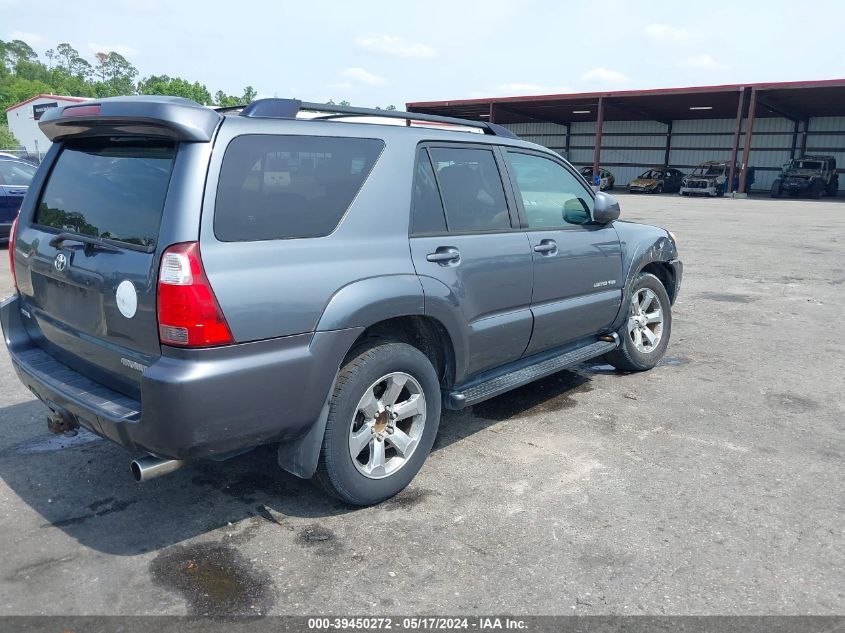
[48,232,122,254]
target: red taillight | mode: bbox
[157,242,233,347]
[62,104,101,117]
[9,215,18,290]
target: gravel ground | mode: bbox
[0,193,842,616]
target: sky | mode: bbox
[4,0,845,107]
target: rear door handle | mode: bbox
[533,239,557,255]
[426,247,460,265]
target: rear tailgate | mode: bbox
[12,97,221,399]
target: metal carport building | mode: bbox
[407,79,845,195]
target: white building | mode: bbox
[4,94,90,159]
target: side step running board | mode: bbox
[444,337,618,410]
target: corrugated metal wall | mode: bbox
[504,115,845,193]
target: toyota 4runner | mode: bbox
[1,96,682,505]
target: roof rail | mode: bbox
[218,98,519,139]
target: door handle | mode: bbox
[533,239,557,255]
[426,247,460,265]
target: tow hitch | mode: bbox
[47,408,80,436]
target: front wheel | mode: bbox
[771,180,782,198]
[603,273,672,372]
[314,341,441,505]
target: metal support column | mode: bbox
[738,87,758,195]
[488,102,496,123]
[564,123,571,160]
[727,87,746,193]
[663,121,673,167]
[790,119,800,159]
[592,96,605,183]
[800,120,809,156]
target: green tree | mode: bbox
[138,74,212,104]
[0,124,19,148]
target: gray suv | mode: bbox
[1,96,682,505]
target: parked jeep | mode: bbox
[2,97,682,505]
[680,161,754,197]
[770,155,838,199]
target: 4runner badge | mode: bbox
[53,253,67,272]
[116,280,138,319]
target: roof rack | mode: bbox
[216,98,519,139]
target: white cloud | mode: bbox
[581,68,628,83]
[496,83,573,95]
[645,23,693,44]
[356,35,436,59]
[87,43,139,57]
[679,54,721,69]
[9,31,43,45]
[342,67,386,86]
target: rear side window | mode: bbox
[0,160,36,186]
[215,135,384,241]
[411,149,447,235]
[428,147,511,233]
[35,139,175,249]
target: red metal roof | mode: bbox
[5,94,89,113]
[407,78,845,123]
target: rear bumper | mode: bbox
[1,294,361,460]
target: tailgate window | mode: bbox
[214,135,384,241]
[35,139,176,250]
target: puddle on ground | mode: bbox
[699,292,757,303]
[149,543,274,616]
[10,429,102,454]
[382,487,432,511]
[472,370,593,421]
[657,356,690,367]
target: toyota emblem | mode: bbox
[53,253,67,272]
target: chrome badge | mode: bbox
[53,252,67,272]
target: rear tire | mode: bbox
[770,180,782,198]
[603,273,672,372]
[314,341,441,506]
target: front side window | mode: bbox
[428,147,511,233]
[506,151,593,228]
[215,135,384,241]
[0,160,36,186]
[35,139,176,248]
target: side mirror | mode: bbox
[593,191,620,224]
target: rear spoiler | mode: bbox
[38,96,222,142]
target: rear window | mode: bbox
[35,139,176,249]
[215,135,384,241]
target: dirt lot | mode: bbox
[0,194,842,616]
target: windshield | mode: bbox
[791,160,823,170]
[692,164,725,176]
[0,160,37,186]
[639,170,665,179]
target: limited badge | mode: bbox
[116,280,138,319]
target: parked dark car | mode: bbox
[2,96,682,505]
[628,167,685,194]
[578,166,615,190]
[0,156,37,242]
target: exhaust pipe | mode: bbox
[131,455,185,482]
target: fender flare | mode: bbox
[315,274,425,332]
[611,233,678,332]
